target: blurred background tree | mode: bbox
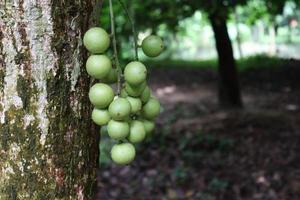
[131,0,247,108]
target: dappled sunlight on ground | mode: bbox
[155,85,215,105]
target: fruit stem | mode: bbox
[118,0,139,61]
[109,0,122,94]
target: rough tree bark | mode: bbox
[0,0,100,199]
[209,13,243,108]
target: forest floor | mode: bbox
[96,59,300,200]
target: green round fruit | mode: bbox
[124,61,147,85]
[142,119,155,135]
[102,68,118,84]
[91,108,111,126]
[86,55,111,79]
[111,143,136,165]
[108,98,131,120]
[125,81,146,97]
[126,96,142,114]
[89,83,114,108]
[128,120,146,143]
[107,120,130,140]
[141,35,164,57]
[142,97,160,119]
[140,86,151,104]
[83,27,110,54]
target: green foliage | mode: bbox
[238,54,287,71]
[237,0,290,25]
[134,0,192,31]
[180,0,248,14]
[97,0,299,63]
[131,0,248,32]
[145,55,289,72]
[145,59,218,70]
[266,0,286,16]
[239,0,270,25]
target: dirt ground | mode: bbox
[96,60,300,200]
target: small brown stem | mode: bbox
[109,0,122,94]
[118,0,139,61]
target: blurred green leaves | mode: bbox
[96,0,299,62]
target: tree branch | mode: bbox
[118,0,139,61]
[109,0,122,94]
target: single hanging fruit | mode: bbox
[142,35,164,57]
[91,108,111,126]
[142,97,161,119]
[89,83,114,108]
[86,55,111,79]
[124,61,147,86]
[128,120,146,143]
[108,98,131,120]
[107,120,130,140]
[83,27,110,54]
[111,143,136,165]
[126,96,142,114]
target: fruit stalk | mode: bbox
[118,0,139,61]
[109,0,122,94]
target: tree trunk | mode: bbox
[209,14,243,108]
[269,24,277,55]
[288,21,292,43]
[234,8,243,59]
[0,0,99,199]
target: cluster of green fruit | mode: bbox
[83,27,163,165]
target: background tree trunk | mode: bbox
[234,8,243,59]
[209,13,243,108]
[0,0,99,199]
[269,24,277,55]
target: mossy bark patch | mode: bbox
[0,0,98,199]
